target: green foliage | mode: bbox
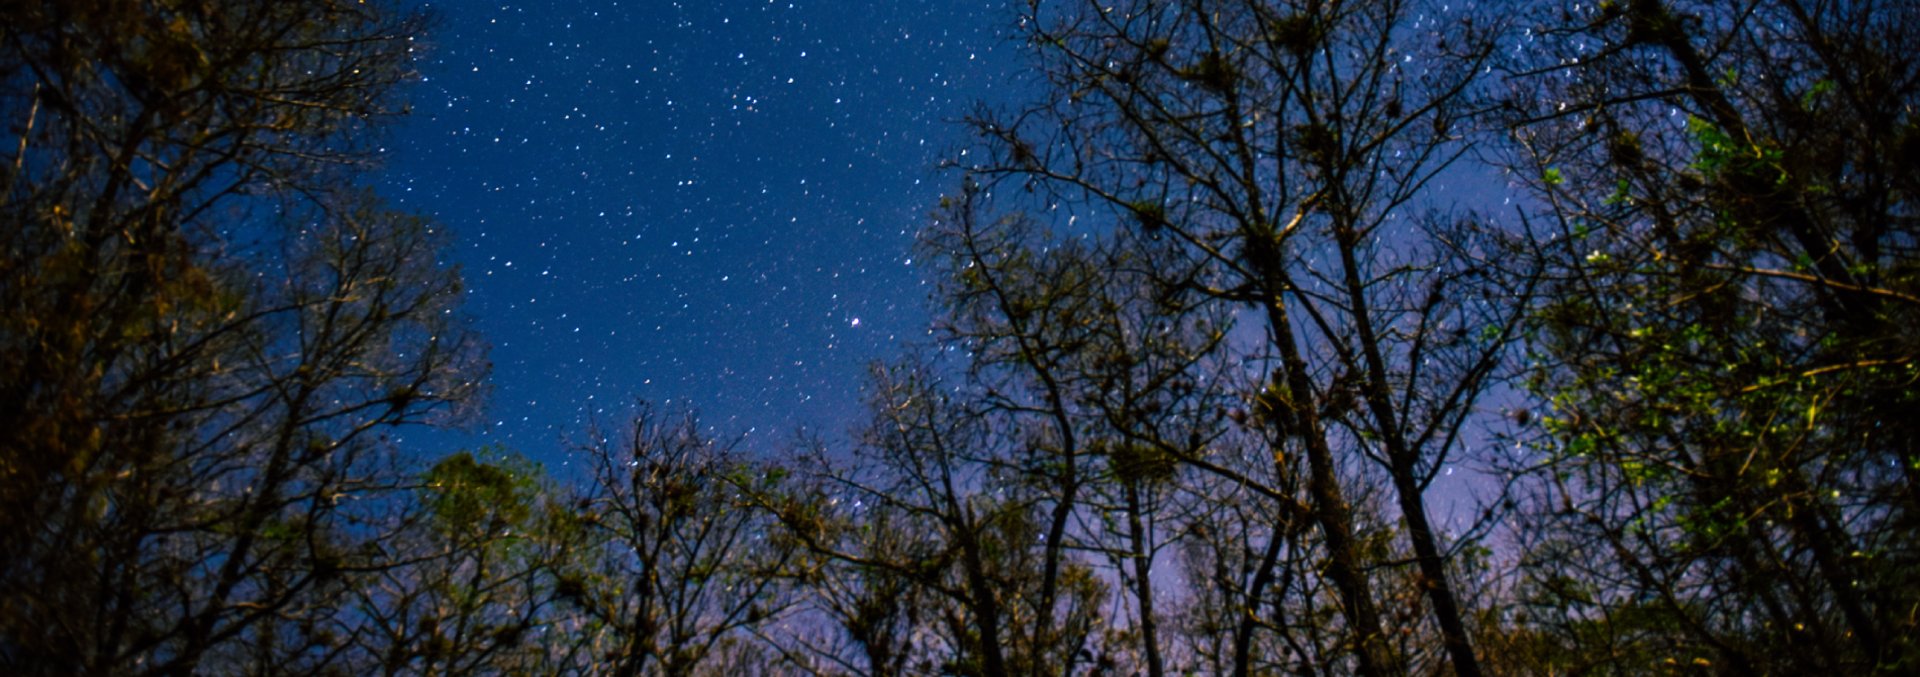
[424,448,540,537]
[1508,0,1920,671]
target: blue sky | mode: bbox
[385,1,1023,462]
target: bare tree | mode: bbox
[762,359,1115,676]
[0,2,487,673]
[921,182,1248,675]
[562,407,798,677]
[962,0,1527,673]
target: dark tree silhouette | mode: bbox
[0,2,485,673]
[960,0,1529,673]
[1497,0,1920,672]
[564,407,798,677]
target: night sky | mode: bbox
[384,1,1022,462]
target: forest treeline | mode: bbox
[3,0,1916,674]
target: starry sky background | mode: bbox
[380,1,1501,517]
[384,1,1024,462]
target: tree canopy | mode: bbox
[3,0,1915,674]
